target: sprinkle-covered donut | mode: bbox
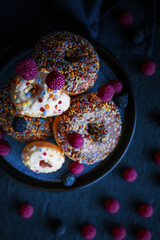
[22,141,65,173]
[53,93,122,164]
[33,31,100,95]
[0,86,53,142]
[10,63,70,118]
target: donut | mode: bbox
[32,31,100,96]
[22,141,65,173]
[53,93,122,164]
[0,86,53,142]
[10,66,70,118]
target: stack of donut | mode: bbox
[0,31,125,174]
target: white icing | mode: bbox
[10,70,70,117]
[22,145,65,173]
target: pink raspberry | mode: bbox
[0,128,5,140]
[141,61,156,76]
[81,224,97,239]
[111,80,123,94]
[138,203,153,218]
[19,203,34,219]
[68,132,84,149]
[98,84,114,102]
[122,168,138,182]
[112,226,127,240]
[119,12,133,26]
[16,58,38,80]
[154,152,160,165]
[105,198,120,214]
[136,228,152,240]
[0,140,11,156]
[69,161,84,175]
[45,70,65,90]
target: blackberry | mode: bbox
[12,117,27,132]
[62,172,75,187]
[114,93,128,108]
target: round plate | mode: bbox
[0,38,136,191]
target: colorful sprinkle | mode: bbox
[26,92,32,98]
[40,107,45,112]
[50,94,54,98]
[38,98,43,103]
[45,104,50,109]
[36,78,41,83]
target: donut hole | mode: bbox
[24,83,42,98]
[87,123,108,142]
[39,160,52,168]
[64,54,75,62]
[64,50,80,62]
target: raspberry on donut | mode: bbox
[16,58,38,80]
[22,141,65,173]
[53,93,122,164]
[10,68,70,118]
[45,70,65,90]
[33,31,100,96]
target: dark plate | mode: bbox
[0,39,136,191]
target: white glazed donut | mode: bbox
[22,141,65,173]
[10,69,70,118]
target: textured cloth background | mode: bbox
[0,0,160,239]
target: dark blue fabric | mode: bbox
[0,0,160,239]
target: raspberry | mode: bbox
[12,117,27,132]
[16,58,38,80]
[45,70,65,90]
[98,84,114,102]
[68,132,84,148]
